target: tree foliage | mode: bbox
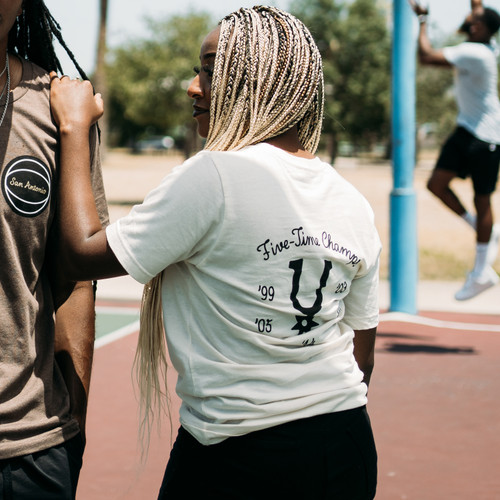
[416,64,455,146]
[291,0,391,160]
[415,29,462,150]
[104,2,469,160]
[106,12,213,148]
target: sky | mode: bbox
[45,0,500,76]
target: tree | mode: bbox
[334,0,391,152]
[95,0,108,155]
[291,0,391,162]
[290,0,343,161]
[415,64,455,150]
[106,12,213,155]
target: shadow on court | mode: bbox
[76,304,500,499]
[370,312,500,500]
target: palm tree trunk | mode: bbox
[95,0,109,156]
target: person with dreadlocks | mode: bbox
[51,6,380,499]
[0,1,108,498]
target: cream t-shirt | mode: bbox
[107,143,381,445]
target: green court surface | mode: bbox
[95,306,140,340]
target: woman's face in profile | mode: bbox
[187,27,220,138]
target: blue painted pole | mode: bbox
[390,0,418,313]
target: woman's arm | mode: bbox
[50,73,126,281]
[353,327,377,387]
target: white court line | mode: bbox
[95,320,140,349]
[94,309,500,350]
[95,305,141,349]
[380,311,500,333]
[95,306,140,315]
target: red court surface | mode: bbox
[77,304,500,499]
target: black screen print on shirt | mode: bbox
[255,226,360,344]
[1,156,51,217]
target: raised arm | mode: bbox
[458,0,483,33]
[409,0,451,66]
[50,73,126,281]
[471,0,484,15]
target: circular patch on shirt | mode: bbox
[1,156,52,217]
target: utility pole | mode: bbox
[390,0,418,313]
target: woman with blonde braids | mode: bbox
[50,6,380,499]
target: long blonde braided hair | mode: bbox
[134,5,324,451]
[207,6,324,152]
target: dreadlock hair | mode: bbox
[134,6,324,455]
[8,0,88,79]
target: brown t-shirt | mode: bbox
[0,58,108,458]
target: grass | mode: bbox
[379,247,500,281]
[419,248,471,280]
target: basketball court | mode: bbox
[78,149,500,499]
[73,277,500,499]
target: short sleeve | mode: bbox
[342,253,380,331]
[443,43,485,72]
[106,153,224,284]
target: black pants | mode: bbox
[159,406,377,499]
[0,434,84,500]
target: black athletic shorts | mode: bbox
[435,126,500,195]
[159,406,377,500]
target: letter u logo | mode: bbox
[288,259,332,334]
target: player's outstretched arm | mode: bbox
[409,1,450,66]
[471,0,484,15]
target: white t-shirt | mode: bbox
[107,143,381,445]
[443,42,500,144]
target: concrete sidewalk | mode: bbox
[379,279,500,315]
[96,275,500,315]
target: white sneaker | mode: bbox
[455,267,499,301]
[487,224,500,266]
